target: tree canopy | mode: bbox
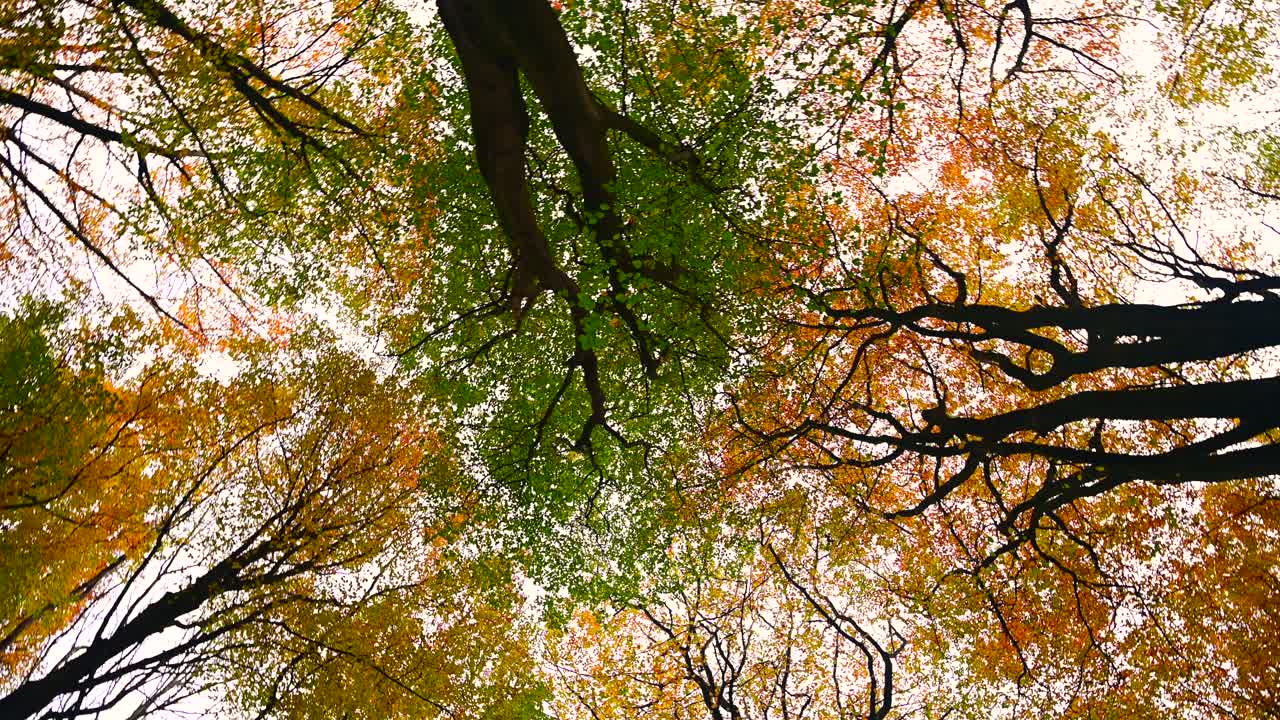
[2,0,1278,718]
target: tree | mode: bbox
[1,319,541,719]
[3,0,1279,718]
[709,0,1280,714]
[0,0,417,327]
[410,0,792,502]
[548,536,911,720]
[0,300,160,676]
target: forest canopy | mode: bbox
[2,0,1278,718]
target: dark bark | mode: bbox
[0,542,277,719]
[439,0,557,298]
[927,376,1280,439]
[813,296,1280,390]
[436,0,709,446]
[768,280,1280,532]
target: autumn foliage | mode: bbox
[2,0,1278,718]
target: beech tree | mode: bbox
[0,314,540,719]
[2,0,1278,718]
[710,0,1280,715]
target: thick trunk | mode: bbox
[0,546,267,719]
[932,376,1280,438]
[437,0,677,439]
